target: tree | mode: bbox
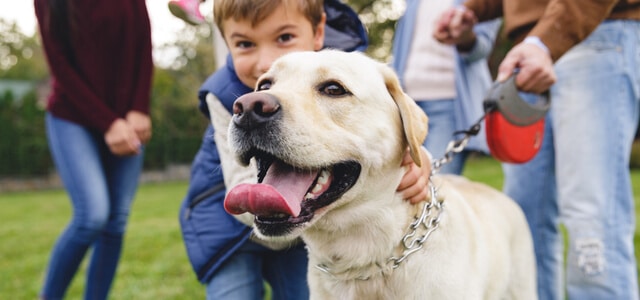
[346,0,405,62]
[0,18,48,80]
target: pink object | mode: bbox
[225,161,322,218]
[168,0,205,25]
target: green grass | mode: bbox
[0,181,201,299]
[1,156,639,298]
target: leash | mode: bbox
[431,116,484,174]
[432,73,550,172]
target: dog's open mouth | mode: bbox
[224,150,361,226]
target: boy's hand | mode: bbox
[397,147,432,204]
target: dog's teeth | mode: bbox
[318,170,330,185]
[308,170,331,196]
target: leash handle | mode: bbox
[483,73,550,126]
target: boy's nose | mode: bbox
[257,50,278,74]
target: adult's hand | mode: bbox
[433,6,478,50]
[496,42,557,93]
[126,110,152,144]
[104,118,141,156]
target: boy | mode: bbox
[179,1,432,299]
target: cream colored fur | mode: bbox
[224,50,537,300]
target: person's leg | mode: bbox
[502,118,563,300]
[41,114,111,300]
[416,99,467,175]
[553,20,640,300]
[84,146,144,300]
[205,240,266,300]
[262,242,309,300]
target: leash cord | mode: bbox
[431,113,487,174]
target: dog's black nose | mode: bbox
[233,92,281,129]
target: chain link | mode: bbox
[389,181,443,268]
[431,117,484,174]
[388,115,485,269]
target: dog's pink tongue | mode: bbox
[224,161,317,217]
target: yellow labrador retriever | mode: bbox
[222,50,537,300]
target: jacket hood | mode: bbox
[323,0,368,52]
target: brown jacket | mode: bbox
[464,0,640,61]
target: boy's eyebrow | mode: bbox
[228,24,300,40]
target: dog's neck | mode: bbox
[304,192,424,281]
[304,180,444,282]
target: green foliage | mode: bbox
[0,19,48,80]
[346,0,404,61]
[631,140,640,169]
[143,66,209,170]
[0,90,51,177]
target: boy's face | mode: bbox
[222,5,325,89]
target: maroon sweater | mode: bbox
[35,0,153,133]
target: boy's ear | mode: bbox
[314,13,327,51]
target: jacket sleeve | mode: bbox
[464,0,619,61]
[130,0,154,115]
[463,0,504,21]
[458,19,502,64]
[529,0,618,61]
[34,0,119,133]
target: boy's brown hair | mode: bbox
[214,0,325,35]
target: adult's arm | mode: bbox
[465,0,619,61]
[129,0,153,115]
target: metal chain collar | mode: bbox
[388,180,444,269]
[387,114,486,269]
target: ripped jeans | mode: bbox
[503,20,640,300]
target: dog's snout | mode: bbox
[233,92,281,129]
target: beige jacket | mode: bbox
[464,0,640,61]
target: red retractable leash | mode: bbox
[431,74,550,172]
[483,75,550,163]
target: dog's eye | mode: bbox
[319,81,350,97]
[257,80,272,91]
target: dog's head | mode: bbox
[224,50,428,240]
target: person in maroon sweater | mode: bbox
[34,0,153,299]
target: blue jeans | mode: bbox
[205,239,309,300]
[503,20,640,300]
[41,114,144,300]
[416,99,469,175]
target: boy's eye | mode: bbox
[236,41,254,49]
[257,80,272,91]
[278,34,294,43]
[318,81,350,97]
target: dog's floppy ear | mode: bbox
[378,63,428,167]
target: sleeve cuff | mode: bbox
[523,36,550,55]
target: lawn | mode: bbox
[1,156,639,299]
